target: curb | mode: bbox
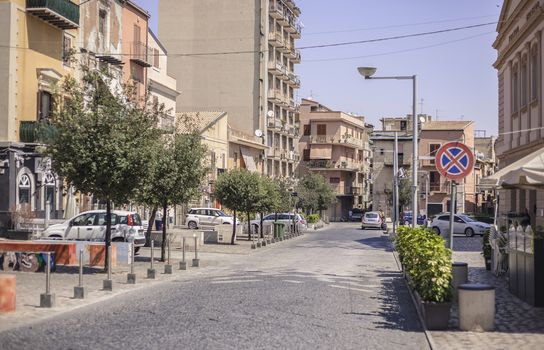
[389,240,437,350]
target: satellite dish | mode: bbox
[419,115,427,124]
[267,110,274,118]
[255,129,264,138]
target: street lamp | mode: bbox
[358,66,419,227]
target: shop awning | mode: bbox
[310,144,332,159]
[239,146,257,172]
[480,147,544,189]
[499,148,544,189]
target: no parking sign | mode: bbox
[435,142,474,181]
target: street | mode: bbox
[0,223,429,350]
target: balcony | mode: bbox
[19,121,56,143]
[278,37,290,53]
[267,147,280,159]
[309,135,363,149]
[332,185,361,196]
[130,41,152,67]
[26,0,80,30]
[268,61,284,75]
[267,89,283,103]
[307,160,360,172]
[268,31,284,47]
[291,49,301,63]
[287,72,300,88]
[267,117,282,131]
[269,1,285,19]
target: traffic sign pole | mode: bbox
[448,182,456,249]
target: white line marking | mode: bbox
[210,279,262,284]
[329,284,373,293]
[282,280,303,284]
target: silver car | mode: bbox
[362,211,383,230]
[41,210,146,252]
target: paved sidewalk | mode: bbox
[0,234,302,332]
[430,250,544,350]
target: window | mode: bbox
[329,177,340,184]
[317,124,326,135]
[98,9,107,37]
[531,47,539,101]
[38,91,53,120]
[429,144,440,164]
[438,215,449,221]
[521,57,528,107]
[18,174,31,204]
[73,213,97,226]
[429,171,440,192]
[153,48,160,68]
[303,149,310,161]
[454,216,464,223]
[400,120,407,131]
[512,65,519,113]
[303,124,310,136]
[398,153,404,165]
[96,213,118,226]
[62,35,72,64]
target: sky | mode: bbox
[135,0,502,135]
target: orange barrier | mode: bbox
[0,241,77,265]
[89,244,117,267]
[0,275,16,313]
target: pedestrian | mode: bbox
[155,210,163,231]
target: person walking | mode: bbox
[155,210,163,231]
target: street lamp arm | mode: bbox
[365,76,415,81]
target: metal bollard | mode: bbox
[179,237,187,270]
[103,245,113,291]
[192,234,200,267]
[251,233,256,249]
[127,243,136,284]
[74,249,86,299]
[40,252,55,307]
[164,238,173,274]
[147,240,156,279]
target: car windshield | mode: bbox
[366,213,378,218]
[460,215,476,222]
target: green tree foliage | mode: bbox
[296,173,336,214]
[134,130,207,261]
[214,169,261,244]
[253,177,280,238]
[42,67,158,271]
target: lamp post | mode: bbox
[358,67,418,227]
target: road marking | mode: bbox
[329,284,373,293]
[282,280,303,284]
[210,279,262,284]
[210,275,257,281]
[337,282,381,289]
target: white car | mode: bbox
[186,208,239,229]
[362,211,384,230]
[430,213,491,237]
[250,213,307,233]
[41,210,146,252]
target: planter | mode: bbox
[414,290,451,330]
[4,230,33,241]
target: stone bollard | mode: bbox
[40,252,55,308]
[147,240,156,279]
[74,249,86,299]
[127,243,136,284]
[451,262,468,300]
[458,284,495,332]
[0,275,16,313]
[179,237,187,270]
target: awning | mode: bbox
[310,144,332,159]
[499,148,544,189]
[239,146,257,172]
[480,147,544,189]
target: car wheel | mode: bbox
[432,227,441,235]
[188,221,198,230]
[465,227,475,237]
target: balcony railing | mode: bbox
[19,121,56,143]
[309,135,364,148]
[268,31,284,47]
[267,117,282,130]
[130,41,152,67]
[291,49,301,63]
[26,0,80,30]
[269,1,285,19]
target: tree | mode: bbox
[133,130,207,261]
[213,169,261,244]
[387,179,412,216]
[296,173,336,215]
[42,67,158,271]
[254,177,280,238]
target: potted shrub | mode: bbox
[482,228,492,270]
[395,226,452,330]
[307,214,319,230]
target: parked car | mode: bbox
[250,213,307,233]
[349,208,364,222]
[401,211,427,226]
[362,211,383,230]
[430,213,491,237]
[186,208,239,229]
[41,210,146,252]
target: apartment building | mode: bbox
[0,0,80,230]
[159,0,302,177]
[298,98,373,221]
[474,135,497,215]
[493,0,544,227]
[419,120,476,216]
